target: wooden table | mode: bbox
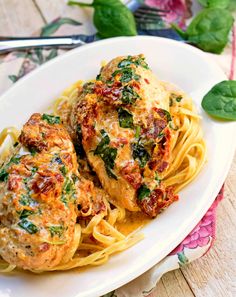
[0,1,235,296]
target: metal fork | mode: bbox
[0,0,168,54]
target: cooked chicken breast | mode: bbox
[71,55,178,217]
[0,113,107,271]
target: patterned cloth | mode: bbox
[0,1,235,296]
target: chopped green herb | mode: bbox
[157,132,165,138]
[42,114,61,125]
[18,219,38,234]
[48,225,64,237]
[117,107,134,128]
[60,165,67,176]
[83,82,95,94]
[132,142,150,168]
[31,166,38,174]
[94,130,118,179]
[121,85,140,104]
[137,184,151,200]
[0,169,9,182]
[112,68,140,83]
[118,55,149,69]
[94,129,110,155]
[29,148,37,156]
[19,209,34,219]
[10,155,21,165]
[135,126,141,139]
[96,73,102,81]
[155,172,161,184]
[19,194,37,207]
[61,178,76,205]
[176,96,183,102]
[160,109,172,123]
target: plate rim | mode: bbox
[0,36,236,297]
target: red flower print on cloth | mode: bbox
[144,0,190,28]
[170,186,224,255]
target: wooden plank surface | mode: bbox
[0,0,45,36]
[0,1,235,296]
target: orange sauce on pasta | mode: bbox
[116,211,150,236]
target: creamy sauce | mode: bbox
[116,211,150,236]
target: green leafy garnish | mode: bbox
[61,178,76,205]
[172,8,234,54]
[137,184,151,200]
[18,219,38,234]
[198,0,230,9]
[48,225,64,237]
[135,126,141,139]
[94,130,118,179]
[201,80,236,120]
[0,169,9,182]
[68,0,137,38]
[112,68,140,83]
[132,142,150,168]
[29,148,37,156]
[19,209,34,219]
[160,109,172,122]
[121,85,140,105]
[60,165,67,176]
[19,194,37,207]
[31,167,38,174]
[42,114,61,124]
[117,107,134,128]
[118,55,149,69]
[83,82,95,94]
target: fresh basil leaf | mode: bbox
[49,225,64,237]
[173,8,234,54]
[94,130,117,179]
[201,80,236,120]
[137,184,151,200]
[132,142,150,168]
[19,209,34,219]
[94,129,110,155]
[159,109,172,122]
[60,165,67,176]
[117,108,134,128]
[121,85,140,105]
[118,55,149,69]
[112,68,141,83]
[68,0,137,38]
[42,114,61,124]
[18,219,38,234]
[19,194,37,207]
[0,169,9,182]
[198,0,230,9]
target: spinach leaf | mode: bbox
[117,108,134,128]
[19,209,34,219]
[172,8,234,54]
[19,194,37,207]
[49,225,64,237]
[0,169,9,182]
[118,55,149,69]
[137,184,151,200]
[18,219,38,234]
[132,142,150,168]
[198,0,230,9]
[94,130,118,179]
[94,129,110,155]
[121,85,140,105]
[68,0,137,38]
[201,80,236,120]
[112,68,141,83]
[42,114,61,124]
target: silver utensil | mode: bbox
[0,0,168,54]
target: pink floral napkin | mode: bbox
[0,1,235,296]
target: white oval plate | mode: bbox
[0,36,235,297]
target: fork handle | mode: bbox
[0,36,85,53]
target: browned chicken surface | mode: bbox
[70,55,178,217]
[0,113,107,271]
